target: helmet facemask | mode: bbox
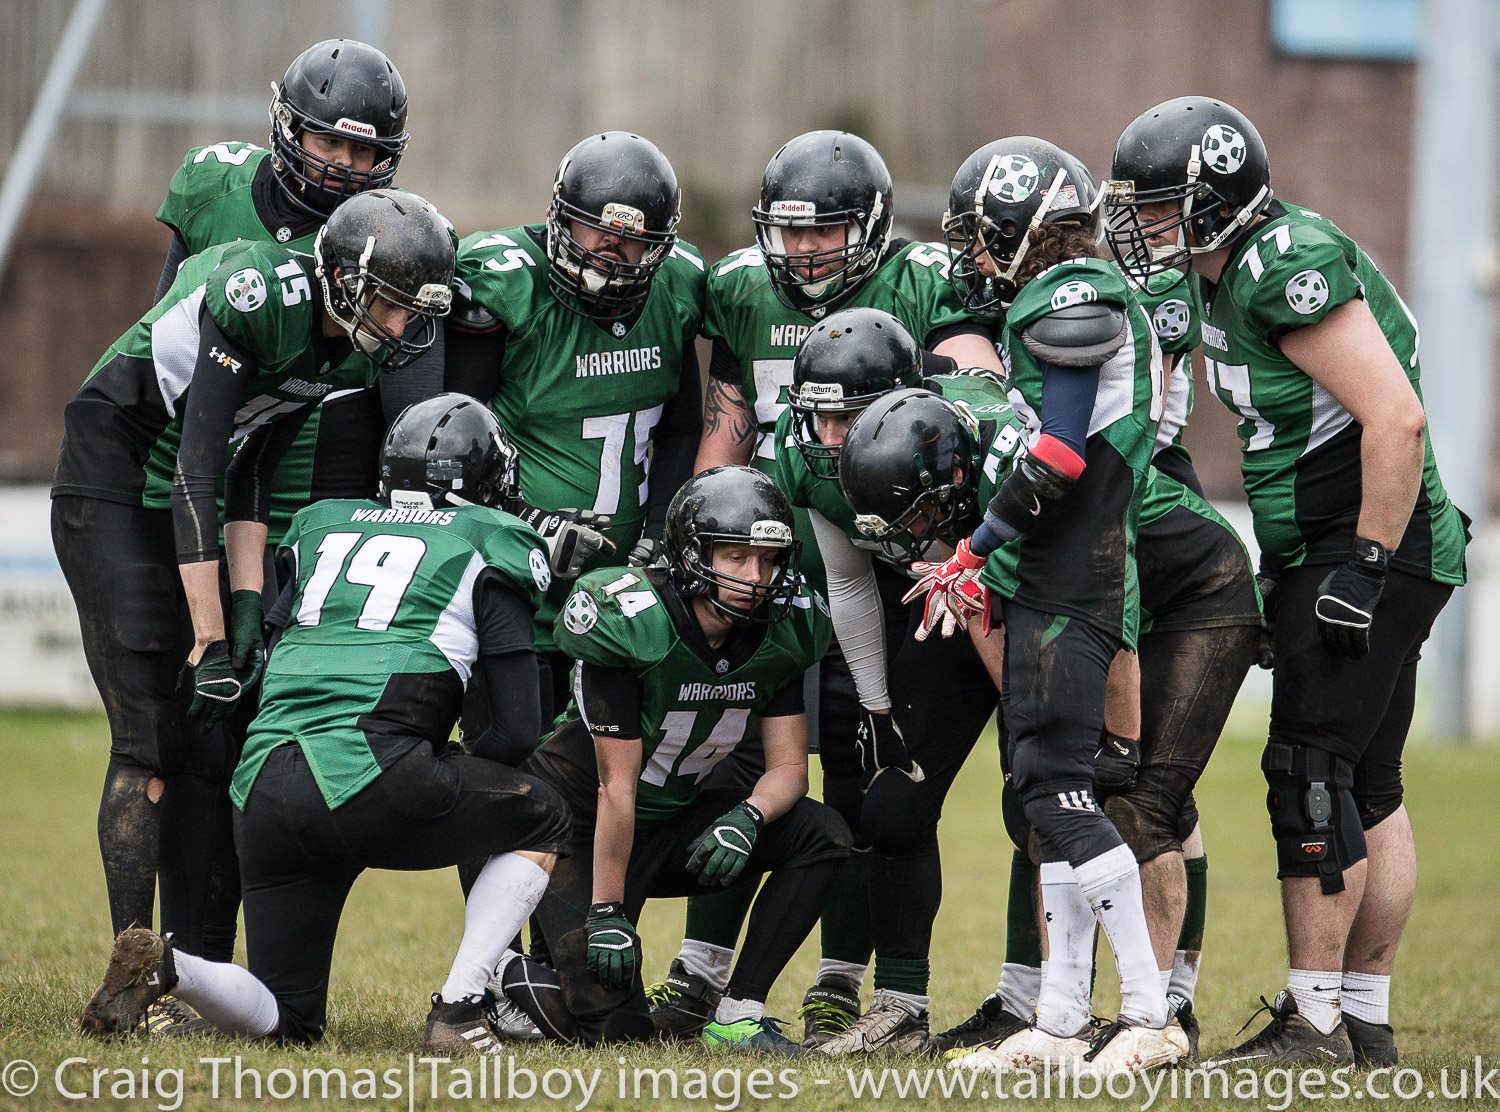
[677,525,802,627]
[753,202,888,314]
[269,84,406,216]
[546,193,679,322]
[316,227,453,371]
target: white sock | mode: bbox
[1288,969,1342,1035]
[1074,844,1166,1028]
[1034,862,1096,1038]
[715,995,764,1024]
[440,854,550,1003]
[679,940,735,993]
[877,987,929,1014]
[173,951,279,1039]
[817,958,867,991]
[1340,971,1390,1025]
[1169,948,1201,1004]
[1159,968,1173,996]
[996,962,1041,1020]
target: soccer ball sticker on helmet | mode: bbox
[563,590,599,635]
[224,268,268,312]
[529,548,552,592]
[1285,270,1331,316]
[1049,280,1099,311]
[985,155,1042,204]
[1201,124,1248,175]
[1152,298,1192,342]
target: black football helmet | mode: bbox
[380,393,519,510]
[1105,96,1272,285]
[752,130,894,316]
[788,307,923,480]
[545,132,682,322]
[942,136,1100,311]
[665,467,802,626]
[838,389,982,563]
[315,189,454,370]
[269,39,409,217]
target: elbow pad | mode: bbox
[985,434,1086,539]
[1021,302,1128,368]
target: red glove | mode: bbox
[903,538,988,641]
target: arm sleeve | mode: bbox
[171,311,259,563]
[760,675,806,718]
[807,508,890,711]
[222,404,314,526]
[707,336,744,384]
[155,231,191,304]
[1037,357,1103,458]
[379,325,445,423]
[469,572,542,766]
[577,660,643,739]
[442,323,507,401]
[642,343,703,540]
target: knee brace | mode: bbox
[1262,742,1366,894]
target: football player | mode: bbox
[52,190,454,965]
[80,395,569,1053]
[911,136,1188,1074]
[1107,96,1469,1067]
[492,468,850,1052]
[445,131,706,721]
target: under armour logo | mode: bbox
[1097,899,1114,912]
[1057,789,1096,812]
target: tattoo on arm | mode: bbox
[703,377,757,451]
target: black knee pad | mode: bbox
[1353,761,1404,830]
[1000,778,1031,855]
[1102,793,1181,863]
[1020,783,1122,867]
[1263,742,1366,894]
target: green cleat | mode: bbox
[702,1015,805,1055]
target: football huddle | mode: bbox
[57,36,1468,1080]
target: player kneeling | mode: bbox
[494,467,850,1052]
[81,396,570,1053]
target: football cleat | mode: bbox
[1167,993,1199,1059]
[647,959,721,1040]
[930,992,1029,1052]
[1344,1013,1398,1066]
[947,1022,1093,1074]
[797,975,861,1048]
[1081,1016,1191,1074]
[82,927,178,1036]
[1200,991,1354,1068]
[144,995,213,1038]
[817,988,929,1056]
[483,953,543,1040]
[702,1015,804,1055]
[420,993,501,1055]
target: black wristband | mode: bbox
[1350,536,1389,576]
[588,901,625,919]
[740,801,765,829]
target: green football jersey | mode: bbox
[1195,202,1466,583]
[979,258,1163,648]
[776,370,1024,570]
[231,498,550,811]
[54,240,376,511]
[455,225,706,649]
[1133,272,1199,460]
[156,141,379,545]
[550,568,831,826]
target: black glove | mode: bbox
[1093,730,1140,793]
[1255,572,1279,670]
[687,801,763,886]
[585,902,640,989]
[514,505,617,580]
[186,641,242,726]
[854,707,924,788]
[628,537,666,569]
[1315,538,1388,660]
[228,588,266,690]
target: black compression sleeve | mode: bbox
[155,231,191,304]
[469,573,542,765]
[379,325,445,424]
[443,323,506,401]
[708,336,743,384]
[924,320,996,351]
[643,344,703,540]
[222,403,313,525]
[578,660,642,739]
[761,675,806,718]
[171,311,258,563]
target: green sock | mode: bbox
[1005,850,1043,966]
[1178,854,1207,952]
[819,850,874,965]
[874,957,930,996]
[685,879,760,950]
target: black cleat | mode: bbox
[1200,991,1354,1069]
[1344,1013,1398,1066]
[930,992,1028,1052]
[421,993,501,1055]
[82,928,178,1036]
[647,959,721,1040]
[1167,993,1199,1059]
[798,976,862,1048]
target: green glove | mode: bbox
[585,902,640,989]
[687,801,763,887]
[187,641,243,726]
[228,589,266,690]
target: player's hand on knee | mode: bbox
[584,903,640,989]
[1314,539,1387,660]
[855,707,925,790]
[228,588,266,689]
[687,801,763,886]
[186,641,243,726]
[1093,730,1140,793]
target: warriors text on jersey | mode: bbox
[230,498,549,810]
[541,568,831,826]
[981,257,1164,647]
[1194,201,1466,583]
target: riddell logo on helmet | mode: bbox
[769,200,818,218]
[334,117,378,139]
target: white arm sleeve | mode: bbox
[808,508,891,711]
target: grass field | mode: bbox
[1,709,1497,1111]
